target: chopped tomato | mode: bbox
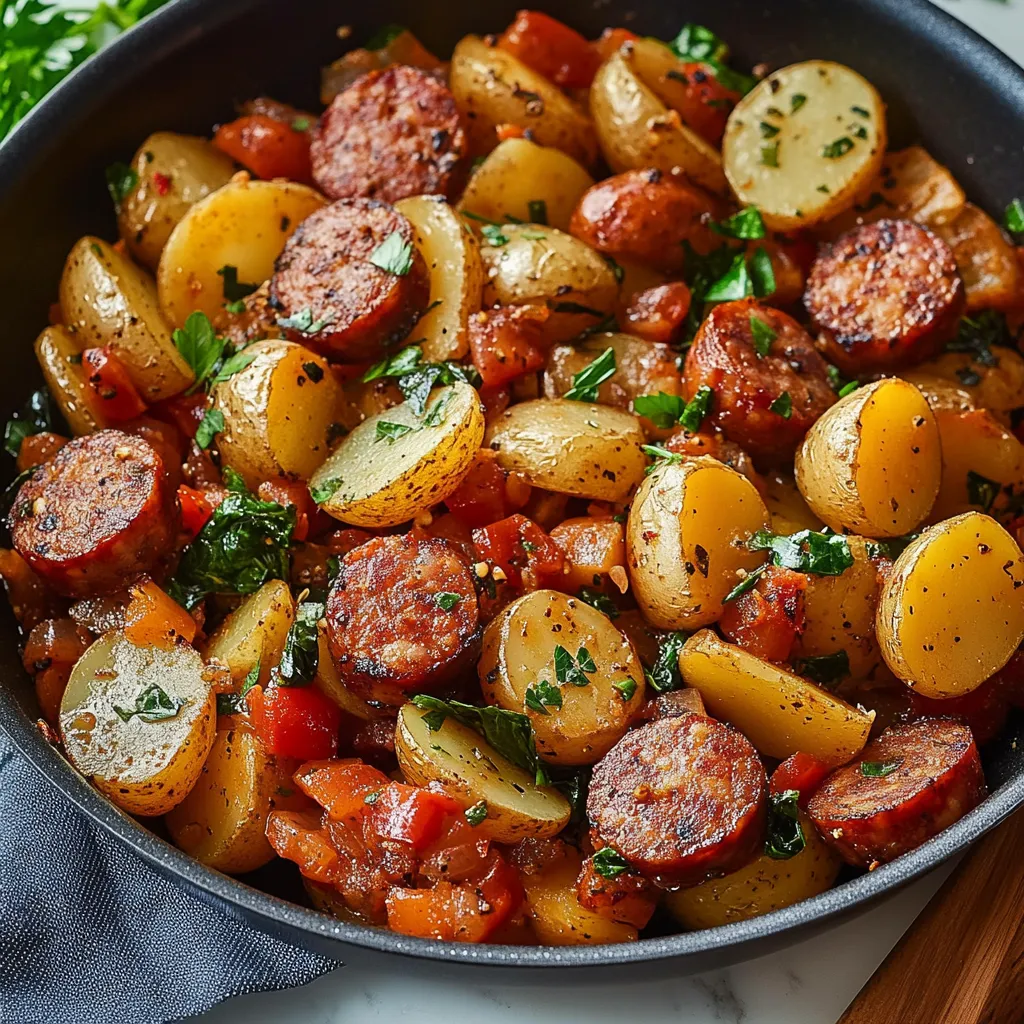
[16,431,66,473]
[498,10,602,88]
[371,784,463,851]
[247,684,342,760]
[123,578,197,650]
[446,450,531,529]
[664,63,740,145]
[622,282,693,345]
[719,565,807,662]
[265,810,340,883]
[214,114,313,183]
[576,855,657,928]
[82,347,147,421]
[592,27,639,61]
[293,759,391,820]
[22,618,90,726]
[467,306,548,389]
[910,676,1010,746]
[178,484,214,539]
[770,752,833,807]
[258,479,313,541]
[151,391,208,440]
[473,513,565,590]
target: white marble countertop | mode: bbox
[184,2,1021,1022]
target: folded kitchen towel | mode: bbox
[0,731,340,1024]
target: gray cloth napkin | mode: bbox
[0,731,339,1024]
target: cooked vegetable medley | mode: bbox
[8,10,1024,946]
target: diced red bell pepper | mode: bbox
[151,391,209,440]
[247,683,342,760]
[178,484,214,539]
[81,347,147,421]
[265,810,340,883]
[592,27,639,61]
[665,62,740,145]
[719,565,808,663]
[467,306,548,389]
[770,752,833,808]
[497,10,603,89]
[472,513,565,590]
[446,451,530,529]
[370,783,463,851]
[214,114,313,183]
[293,759,392,821]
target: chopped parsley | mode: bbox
[711,206,766,240]
[217,264,258,302]
[749,528,854,576]
[765,790,805,860]
[791,93,807,112]
[277,308,333,334]
[194,407,224,450]
[369,231,414,275]
[838,380,860,398]
[645,632,688,693]
[554,645,596,687]
[362,345,480,416]
[704,248,775,303]
[113,683,185,724]
[525,679,563,715]
[310,477,342,505]
[592,847,630,879]
[1004,198,1024,235]
[278,602,323,686]
[291,116,311,132]
[434,592,462,611]
[946,311,1011,366]
[760,142,780,168]
[822,136,855,159]
[564,347,616,402]
[759,121,780,139]
[723,564,767,604]
[375,420,414,444]
[769,391,792,418]
[793,650,850,686]
[4,389,54,458]
[750,315,777,357]
[633,392,687,429]
[464,801,488,826]
[861,759,902,778]
[612,678,637,701]
[105,161,137,209]
[578,588,620,619]
[481,224,510,246]
[680,384,714,433]
[667,23,756,94]
[966,469,1001,512]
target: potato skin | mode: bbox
[34,326,110,437]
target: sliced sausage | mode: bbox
[683,298,836,462]
[271,199,430,361]
[310,65,466,203]
[807,718,986,868]
[569,169,720,272]
[9,429,179,598]
[804,219,965,374]
[622,282,693,345]
[325,533,480,705]
[586,712,767,886]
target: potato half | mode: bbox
[59,236,195,401]
[485,398,646,503]
[876,512,1024,698]
[665,810,841,928]
[795,378,941,538]
[314,622,387,721]
[34,325,110,436]
[723,61,887,230]
[627,456,770,630]
[60,631,215,816]
[395,702,571,843]
[310,382,484,527]
[450,35,598,166]
[394,194,484,363]
[157,177,326,327]
[118,132,236,270]
[907,347,1024,422]
[681,630,874,764]
[479,589,645,766]
[590,48,728,194]
[211,338,341,488]
[763,470,823,535]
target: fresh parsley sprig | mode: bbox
[363,344,481,416]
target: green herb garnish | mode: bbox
[765,789,805,859]
[770,391,792,418]
[217,264,259,303]
[793,650,850,686]
[822,137,855,158]
[564,347,616,402]
[4,389,54,458]
[592,847,630,879]
[861,759,902,777]
[578,588,620,619]
[435,591,462,611]
[194,407,224,450]
[711,206,766,240]
[369,230,414,275]
[749,529,854,575]
[113,683,185,724]
[554,645,596,687]
[277,601,322,686]
[375,420,414,444]
[750,315,776,357]
[967,469,1001,512]
[525,679,562,715]
[464,801,488,826]
[645,632,688,693]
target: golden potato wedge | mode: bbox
[118,132,236,270]
[59,236,194,401]
[157,176,326,327]
[907,346,1024,421]
[310,382,484,527]
[795,379,941,537]
[680,629,875,764]
[590,49,727,194]
[723,61,887,231]
[395,702,571,843]
[165,722,294,874]
[313,622,388,721]
[792,536,883,681]
[394,194,484,362]
[485,398,646,503]
[480,224,619,344]
[479,589,645,766]
[665,811,841,928]
[627,456,770,630]
[200,579,295,687]
[33,325,110,436]
[763,470,823,535]
[876,512,1024,698]
[60,631,215,816]
[457,138,595,232]
[450,35,598,166]
[210,339,340,488]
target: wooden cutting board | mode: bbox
[839,809,1024,1024]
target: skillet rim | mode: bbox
[1,0,1023,969]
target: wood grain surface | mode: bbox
[839,809,1024,1024]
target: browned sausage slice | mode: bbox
[270,199,430,362]
[325,533,480,705]
[9,429,179,598]
[804,218,965,374]
[683,298,836,462]
[569,169,720,272]
[311,66,466,203]
[586,712,767,886]
[807,718,986,868]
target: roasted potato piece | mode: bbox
[763,470,823,535]
[485,399,646,503]
[723,61,887,230]
[310,382,484,527]
[906,346,1024,421]
[200,579,295,687]
[157,177,326,327]
[395,702,571,843]
[118,132,236,270]
[876,512,1024,698]
[548,516,626,592]
[680,629,875,764]
[59,236,194,401]
[210,339,341,488]
[665,810,841,928]
[457,138,594,232]
[450,35,598,166]
[627,456,770,630]
[313,622,388,721]
[34,325,110,436]
[479,589,645,766]
[480,224,619,344]
[394,194,484,362]
[590,49,727,194]
[795,379,941,537]
[60,631,215,816]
